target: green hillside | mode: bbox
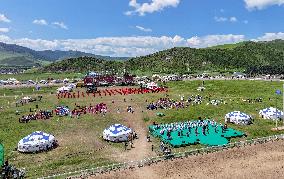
[210,42,246,49]
[42,56,124,73]
[126,40,284,74]
[42,39,284,75]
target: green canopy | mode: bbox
[0,144,4,166]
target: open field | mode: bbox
[0,80,284,178]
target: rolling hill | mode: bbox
[42,39,284,75]
[0,42,129,66]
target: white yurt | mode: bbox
[18,131,56,153]
[103,124,132,142]
[259,107,283,120]
[225,111,252,125]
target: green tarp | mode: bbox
[149,120,245,148]
[0,144,4,166]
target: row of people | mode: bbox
[153,119,228,138]
[19,110,52,123]
[56,87,168,99]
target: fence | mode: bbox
[40,134,284,179]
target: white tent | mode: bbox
[225,111,252,125]
[259,107,283,120]
[146,82,158,90]
[18,131,56,153]
[103,124,132,142]
[57,86,72,93]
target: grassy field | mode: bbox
[0,79,283,177]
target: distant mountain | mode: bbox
[42,39,284,75]
[0,42,129,66]
[36,50,129,62]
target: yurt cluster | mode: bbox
[16,105,283,153]
[225,107,283,125]
[17,124,133,153]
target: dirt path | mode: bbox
[93,140,284,179]
[107,100,158,178]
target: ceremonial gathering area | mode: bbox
[0,78,284,178]
[149,120,245,147]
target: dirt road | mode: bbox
[93,139,284,179]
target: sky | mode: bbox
[0,0,284,57]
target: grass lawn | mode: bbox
[0,79,283,177]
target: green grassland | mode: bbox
[0,80,283,177]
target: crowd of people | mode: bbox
[71,103,108,117]
[146,95,204,110]
[147,98,185,110]
[1,160,25,178]
[152,118,227,140]
[186,94,203,105]
[18,103,110,123]
[56,87,168,99]
[160,142,172,155]
[19,110,52,123]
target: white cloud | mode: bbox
[32,19,48,26]
[244,0,284,10]
[135,25,152,32]
[243,20,249,24]
[126,0,180,16]
[229,17,238,22]
[214,16,238,23]
[0,28,9,33]
[52,22,68,30]
[0,14,11,23]
[254,32,284,41]
[214,16,227,22]
[0,34,248,57]
[187,34,245,48]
